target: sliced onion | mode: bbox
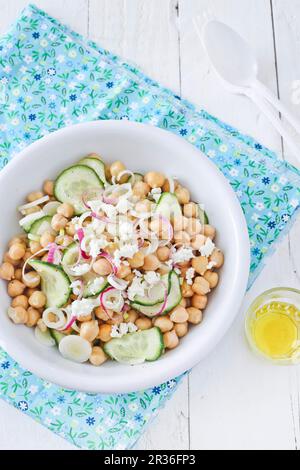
[100,287,124,313]
[42,307,67,330]
[63,315,77,331]
[156,288,168,315]
[107,273,128,290]
[167,176,175,194]
[140,235,159,256]
[47,243,58,263]
[82,188,104,210]
[22,246,50,282]
[18,195,50,214]
[19,210,45,228]
[77,228,90,260]
[158,214,173,241]
[116,170,134,182]
[76,211,92,229]
[122,303,130,312]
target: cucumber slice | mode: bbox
[131,271,181,317]
[50,329,66,346]
[79,157,107,185]
[133,274,168,306]
[59,335,92,363]
[104,327,164,364]
[43,201,61,216]
[197,204,209,225]
[29,215,53,236]
[129,173,143,184]
[34,326,56,347]
[19,210,46,232]
[154,192,182,220]
[28,260,71,308]
[54,165,103,215]
[62,243,108,297]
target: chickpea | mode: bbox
[191,234,206,250]
[8,306,28,324]
[210,249,224,268]
[186,218,202,237]
[144,171,165,189]
[27,191,44,203]
[110,160,126,179]
[192,256,208,276]
[62,235,74,247]
[204,271,219,288]
[153,316,174,333]
[174,322,188,337]
[89,346,108,366]
[204,224,216,240]
[65,222,76,237]
[23,271,40,288]
[12,295,28,309]
[179,298,187,308]
[37,318,47,333]
[181,280,193,298]
[162,179,179,192]
[25,287,37,298]
[26,307,41,327]
[0,262,14,280]
[94,306,112,321]
[77,313,92,322]
[183,202,198,218]
[43,180,54,196]
[8,243,26,261]
[57,202,75,219]
[170,306,189,323]
[117,264,131,279]
[156,246,170,262]
[23,251,34,262]
[8,236,25,248]
[124,272,135,283]
[132,181,150,198]
[40,231,55,248]
[28,291,46,309]
[187,307,203,325]
[14,268,22,281]
[173,215,188,232]
[191,294,208,310]
[98,324,112,342]
[93,258,112,276]
[163,330,179,349]
[124,309,139,323]
[29,241,42,255]
[135,317,152,330]
[80,320,99,342]
[192,276,210,295]
[8,280,25,297]
[174,231,190,245]
[175,186,190,204]
[128,251,144,269]
[107,313,124,325]
[143,254,160,271]
[51,213,68,231]
[4,252,20,267]
[157,265,170,276]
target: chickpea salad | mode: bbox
[0,154,224,366]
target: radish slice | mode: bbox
[42,308,67,330]
[34,326,55,347]
[107,273,128,290]
[58,335,92,363]
[43,201,61,216]
[18,195,50,214]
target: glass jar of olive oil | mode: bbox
[245,288,300,364]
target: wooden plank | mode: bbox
[179,0,296,450]
[89,0,189,450]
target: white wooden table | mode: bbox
[0,0,300,450]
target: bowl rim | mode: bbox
[0,120,250,392]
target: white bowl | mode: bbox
[0,121,250,393]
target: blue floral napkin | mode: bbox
[0,3,299,450]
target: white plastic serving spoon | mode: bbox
[194,18,300,160]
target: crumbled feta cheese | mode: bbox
[71,263,91,276]
[116,197,133,214]
[127,276,145,301]
[207,261,217,270]
[199,238,215,257]
[110,322,138,338]
[133,269,143,277]
[185,267,195,285]
[89,237,108,257]
[114,243,139,267]
[67,298,98,318]
[171,247,194,264]
[144,271,160,286]
[70,280,82,296]
[150,187,162,203]
[100,202,117,219]
[118,221,134,241]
